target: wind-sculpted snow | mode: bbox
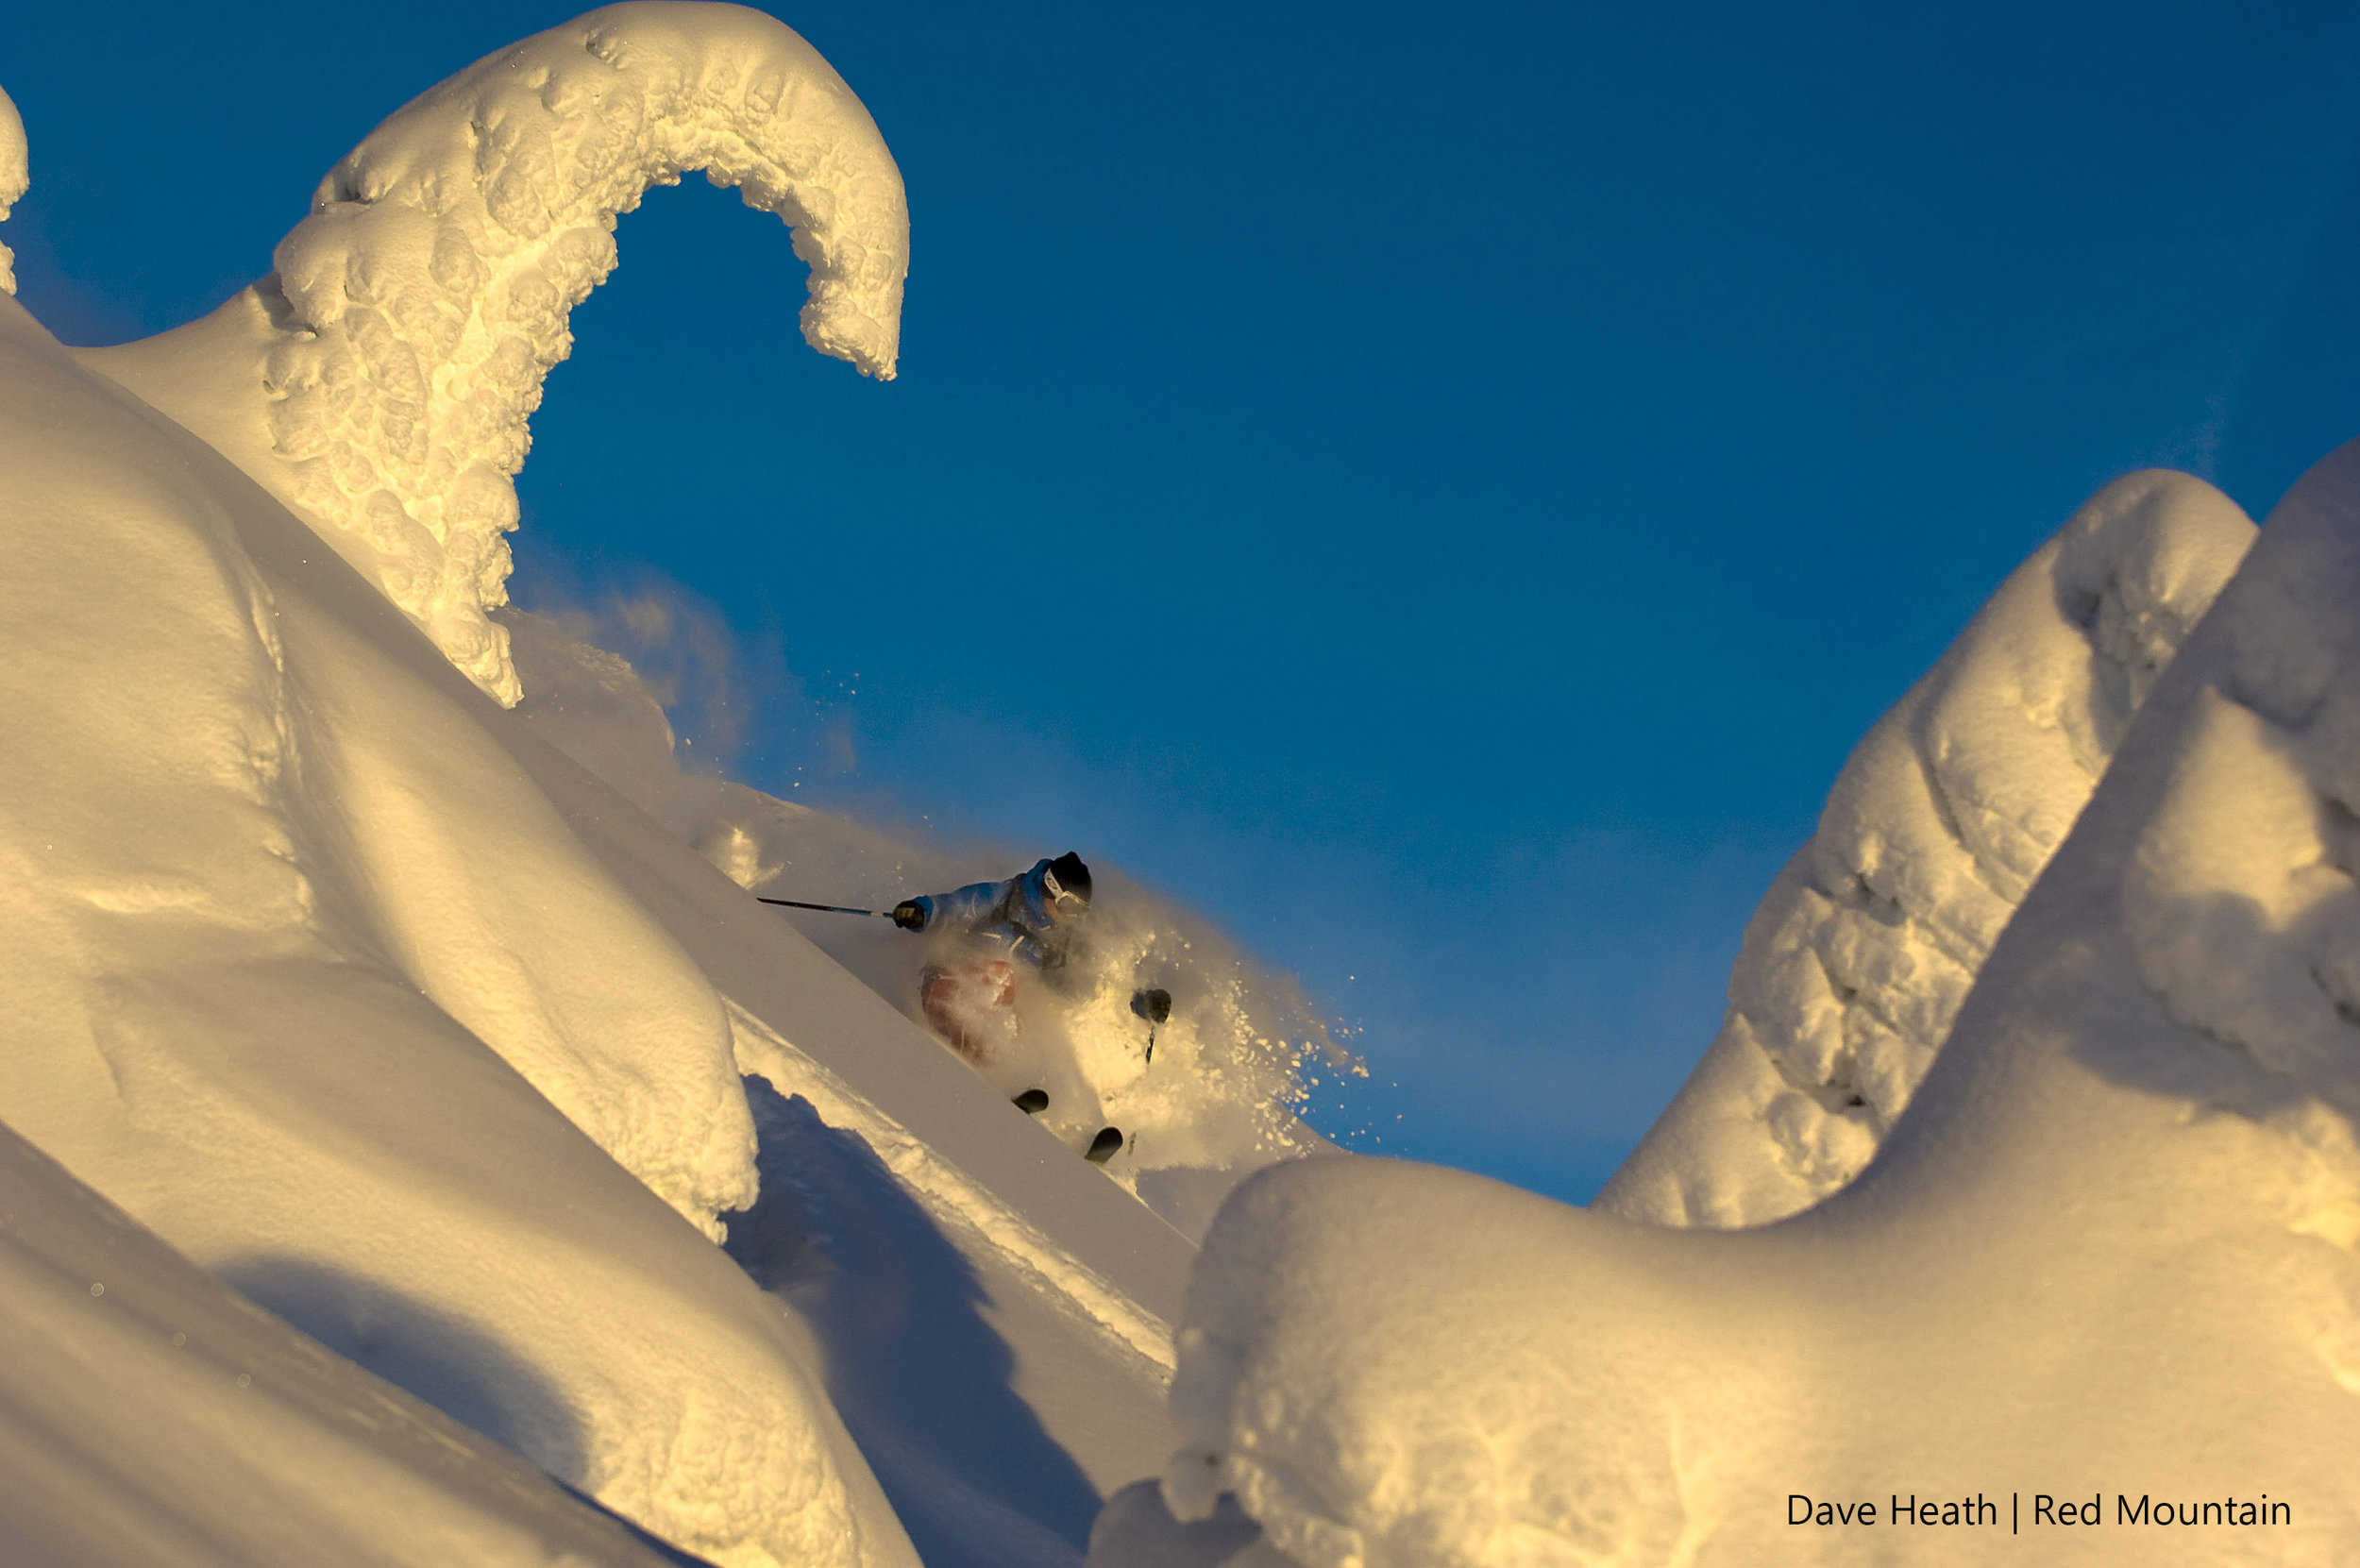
[92,2,906,705]
[0,85,25,296]
[0,254,915,1565]
[1599,470,2255,1228]
[1119,451,2360,1566]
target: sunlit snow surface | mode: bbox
[6,3,2355,1565]
[0,1120,679,1567]
[0,246,915,1568]
[0,7,1218,1566]
[89,2,907,705]
[1117,449,2360,1565]
[1600,470,2255,1226]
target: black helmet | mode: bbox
[1046,851,1092,903]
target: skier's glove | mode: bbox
[892,901,929,932]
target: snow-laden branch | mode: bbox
[262,2,906,702]
[0,85,27,296]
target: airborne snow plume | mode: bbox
[501,601,1343,1241]
[87,1,908,704]
[1119,448,2360,1566]
[1598,470,2255,1227]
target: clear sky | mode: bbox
[13,0,2360,1204]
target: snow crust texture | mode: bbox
[0,83,25,295]
[260,2,905,702]
[1127,453,2360,1567]
[1599,470,2255,1227]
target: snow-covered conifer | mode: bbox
[1599,470,2254,1226]
[0,84,26,296]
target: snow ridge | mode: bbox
[0,85,24,296]
[2119,443,2360,1180]
[261,2,906,702]
[1599,470,2254,1227]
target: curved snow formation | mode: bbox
[1599,470,2254,1227]
[0,243,915,1564]
[97,2,906,705]
[0,84,26,296]
[1125,447,2360,1568]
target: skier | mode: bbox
[892,851,1129,1164]
[758,851,1157,1165]
[888,851,1089,1064]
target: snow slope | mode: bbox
[0,273,914,1568]
[1120,447,2360,1565]
[0,1117,684,1567]
[1599,470,2255,1226]
[0,8,1219,1563]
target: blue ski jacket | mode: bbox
[901,858,1080,968]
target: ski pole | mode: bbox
[755,896,892,919]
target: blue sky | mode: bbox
[13,0,2360,1203]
